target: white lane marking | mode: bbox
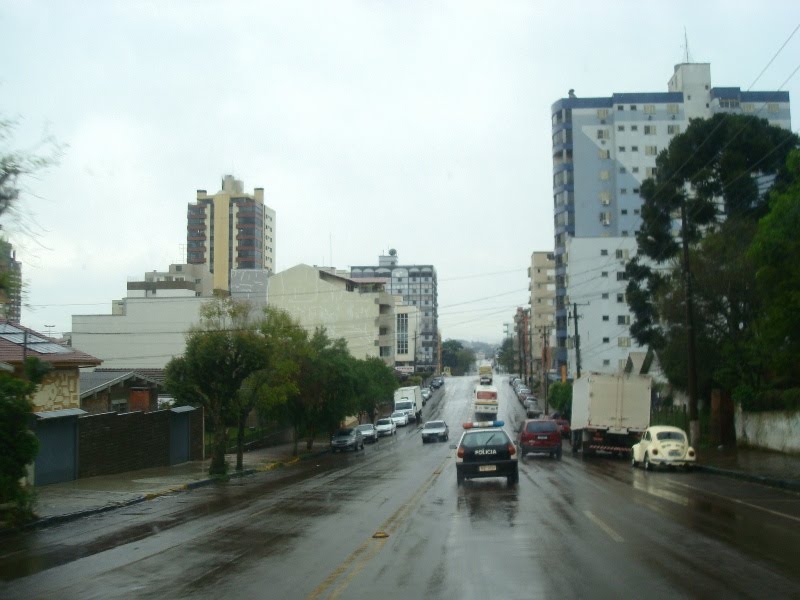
[583,510,624,543]
[670,481,800,524]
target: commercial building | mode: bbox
[268,264,401,365]
[550,62,791,378]
[0,240,21,323]
[350,249,438,372]
[187,175,276,292]
[529,251,555,379]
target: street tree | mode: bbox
[626,114,798,442]
[164,296,268,475]
[497,337,514,374]
[353,357,397,422]
[232,306,306,471]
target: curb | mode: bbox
[695,464,800,492]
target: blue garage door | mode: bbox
[34,416,78,485]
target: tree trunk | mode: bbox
[209,412,228,476]
[235,413,246,471]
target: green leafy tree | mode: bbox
[497,337,514,374]
[626,115,798,405]
[749,149,800,388]
[353,357,397,422]
[440,340,464,372]
[233,306,306,471]
[548,381,572,418]
[165,297,268,475]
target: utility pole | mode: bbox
[681,201,700,447]
[542,326,550,412]
[572,302,582,379]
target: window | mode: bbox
[618,315,631,325]
[600,191,611,205]
[600,249,609,256]
[645,145,658,156]
[618,146,626,152]
[617,125,625,131]
[601,271,609,277]
[602,315,610,321]
[603,337,610,343]
[598,149,610,159]
[602,293,609,299]
[644,125,656,135]
[603,359,611,366]
[768,103,779,113]
[599,170,610,181]
[617,293,626,302]
[618,337,631,347]
[646,166,657,178]
[622,230,629,236]
[632,167,639,173]
[620,188,627,194]
[719,98,740,109]
[633,187,640,194]
[668,124,681,135]
[629,105,637,111]
[634,209,640,215]
[621,209,628,215]
[619,167,626,173]
[617,105,624,111]
[597,129,610,140]
[597,108,609,119]
[667,103,679,114]
[631,125,638,131]
[631,145,639,152]
[644,104,655,114]
[616,249,628,259]
[380,346,391,357]
[599,212,611,226]
[616,271,628,281]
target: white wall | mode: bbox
[71,296,207,368]
[735,405,800,453]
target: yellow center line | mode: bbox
[308,457,449,600]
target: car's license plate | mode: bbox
[537,435,549,440]
[478,465,496,472]
[669,450,681,457]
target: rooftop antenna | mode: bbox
[682,27,691,63]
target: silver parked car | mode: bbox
[375,417,397,437]
[330,427,364,452]
[356,423,379,443]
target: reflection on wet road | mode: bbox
[2,375,799,599]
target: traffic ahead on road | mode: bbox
[2,374,799,599]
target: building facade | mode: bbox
[529,251,556,380]
[187,175,276,292]
[350,249,438,371]
[268,264,398,365]
[550,62,791,374]
[0,240,21,323]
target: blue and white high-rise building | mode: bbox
[550,63,791,378]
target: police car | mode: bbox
[452,420,519,486]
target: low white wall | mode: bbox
[735,405,800,453]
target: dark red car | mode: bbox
[553,418,571,439]
[518,419,562,459]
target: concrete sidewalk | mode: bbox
[696,445,800,491]
[27,443,326,528]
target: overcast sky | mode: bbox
[2,1,799,345]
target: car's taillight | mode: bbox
[508,443,516,457]
[457,447,465,459]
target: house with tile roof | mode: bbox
[0,321,101,412]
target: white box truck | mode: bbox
[394,386,423,422]
[473,385,499,420]
[570,373,651,456]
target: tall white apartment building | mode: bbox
[551,63,791,378]
[529,251,556,378]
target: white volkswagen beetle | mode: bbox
[631,425,696,471]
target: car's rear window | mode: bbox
[656,430,686,442]
[336,428,353,435]
[376,419,391,426]
[525,421,557,433]
[356,424,373,431]
[461,430,509,447]
[424,421,444,429]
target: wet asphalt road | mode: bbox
[2,376,800,599]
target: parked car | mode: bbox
[552,417,571,439]
[509,377,520,388]
[631,425,696,471]
[375,417,397,437]
[330,427,364,453]
[421,420,449,443]
[421,387,432,403]
[523,397,543,418]
[516,387,531,402]
[431,376,444,388]
[356,423,379,443]
[517,419,562,459]
[390,410,409,427]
